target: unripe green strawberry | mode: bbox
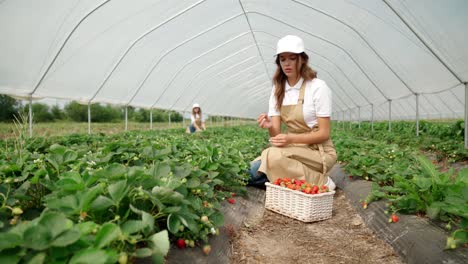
[188,240,195,247]
[118,253,128,264]
[201,215,209,223]
[12,207,23,215]
[446,237,457,249]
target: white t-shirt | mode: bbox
[268,78,332,128]
[191,113,205,124]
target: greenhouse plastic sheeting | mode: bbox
[0,0,467,120]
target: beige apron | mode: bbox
[257,81,337,186]
[194,114,202,128]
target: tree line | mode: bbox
[0,95,182,123]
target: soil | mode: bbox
[229,189,404,264]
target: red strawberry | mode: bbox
[391,214,399,223]
[228,198,235,204]
[176,239,186,249]
[349,175,353,179]
[312,185,319,194]
[230,192,236,197]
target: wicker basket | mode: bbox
[264,182,335,222]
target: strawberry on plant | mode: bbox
[228,198,235,204]
[118,253,128,264]
[176,239,186,249]
[202,245,212,255]
[446,237,457,249]
[201,215,209,223]
[362,202,368,209]
[12,207,23,215]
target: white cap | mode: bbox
[192,103,200,109]
[276,35,304,55]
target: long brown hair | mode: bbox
[273,52,317,110]
[192,107,202,118]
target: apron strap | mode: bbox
[297,80,307,105]
[318,143,327,176]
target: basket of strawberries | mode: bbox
[264,178,335,222]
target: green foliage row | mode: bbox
[0,126,266,263]
[333,121,467,249]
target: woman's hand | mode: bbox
[257,113,272,129]
[269,134,291,147]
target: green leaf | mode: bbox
[27,252,46,264]
[427,202,442,219]
[135,248,153,258]
[141,211,154,235]
[177,213,198,233]
[0,232,22,250]
[94,163,127,179]
[0,253,20,264]
[94,223,121,249]
[79,184,104,212]
[108,180,128,205]
[90,195,114,211]
[150,162,171,179]
[51,229,81,247]
[149,230,170,264]
[23,225,52,250]
[209,211,225,227]
[63,150,78,164]
[417,155,438,180]
[186,178,200,188]
[162,206,181,214]
[167,214,181,234]
[412,175,432,191]
[76,221,99,235]
[69,248,111,264]
[39,212,72,238]
[121,220,145,235]
[173,164,191,178]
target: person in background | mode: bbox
[248,35,336,190]
[186,103,206,133]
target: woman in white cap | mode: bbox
[248,35,336,190]
[186,103,206,133]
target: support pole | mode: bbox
[416,93,420,136]
[388,100,392,132]
[349,109,352,130]
[358,106,361,129]
[182,111,185,128]
[125,107,128,131]
[168,112,171,126]
[88,103,91,134]
[342,111,345,130]
[28,97,33,138]
[465,83,468,148]
[371,104,374,132]
[150,109,153,130]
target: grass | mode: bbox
[0,120,256,139]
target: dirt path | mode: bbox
[229,189,404,264]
